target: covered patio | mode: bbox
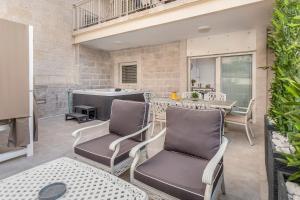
[0,0,299,199]
[0,115,267,199]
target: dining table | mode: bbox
[151,97,237,111]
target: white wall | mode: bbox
[187,30,256,57]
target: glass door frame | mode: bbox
[187,52,256,103]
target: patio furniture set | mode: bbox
[0,93,254,200]
[150,91,255,145]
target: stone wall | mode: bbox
[111,42,184,97]
[0,1,113,118]
[0,0,75,117]
[78,45,113,89]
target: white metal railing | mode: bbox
[73,0,166,30]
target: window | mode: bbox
[190,58,216,91]
[120,63,137,84]
[189,54,253,107]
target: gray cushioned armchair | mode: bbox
[130,107,229,200]
[72,99,151,176]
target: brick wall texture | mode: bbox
[110,42,183,97]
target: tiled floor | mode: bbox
[0,116,267,200]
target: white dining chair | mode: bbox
[181,99,210,110]
[225,99,255,145]
[150,99,178,137]
[204,92,226,101]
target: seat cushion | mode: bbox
[165,107,224,160]
[74,133,138,166]
[135,150,222,200]
[225,114,245,124]
[109,99,149,142]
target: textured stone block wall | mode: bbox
[111,42,183,97]
[0,1,113,118]
[78,45,113,89]
[0,0,76,117]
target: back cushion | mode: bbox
[164,107,224,160]
[109,99,149,142]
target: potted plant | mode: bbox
[278,136,300,200]
[265,0,300,199]
[191,91,199,101]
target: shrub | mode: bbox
[268,0,300,182]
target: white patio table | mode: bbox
[0,157,148,200]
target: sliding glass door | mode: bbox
[221,55,252,107]
[189,54,253,107]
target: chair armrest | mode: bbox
[109,123,152,151]
[129,128,166,158]
[202,136,229,185]
[72,120,110,147]
[231,110,247,115]
[130,128,166,182]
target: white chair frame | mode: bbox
[72,108,152,176]
[150,99,179,137]
[225,98,255,145]
[129,129,229,200]
[143,92,152,103]
[181,91,202,99]
[204,92,226,101]
[181,100,211,110]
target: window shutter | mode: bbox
[121,64,137,84]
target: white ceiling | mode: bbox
[82,1,273,51]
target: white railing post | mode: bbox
[73,0,167,30]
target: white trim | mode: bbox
[0,148,28,163]
[216,57,221,94]
[251,52,257,123]
[27,25,34,157]
[134,169,205,197]
[118,61,140,89]
[75,142,134,161]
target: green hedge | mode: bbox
[268,0,300,182]
[268,0,300,136]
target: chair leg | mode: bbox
[245,124,254,146]
[160,121,163,130]
[248,123,255,138]
[221,175,226,195]
[150,122,156,137]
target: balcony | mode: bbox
[73,0,176,31]
[72,0,265,44]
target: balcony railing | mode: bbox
[73,0,170,31]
